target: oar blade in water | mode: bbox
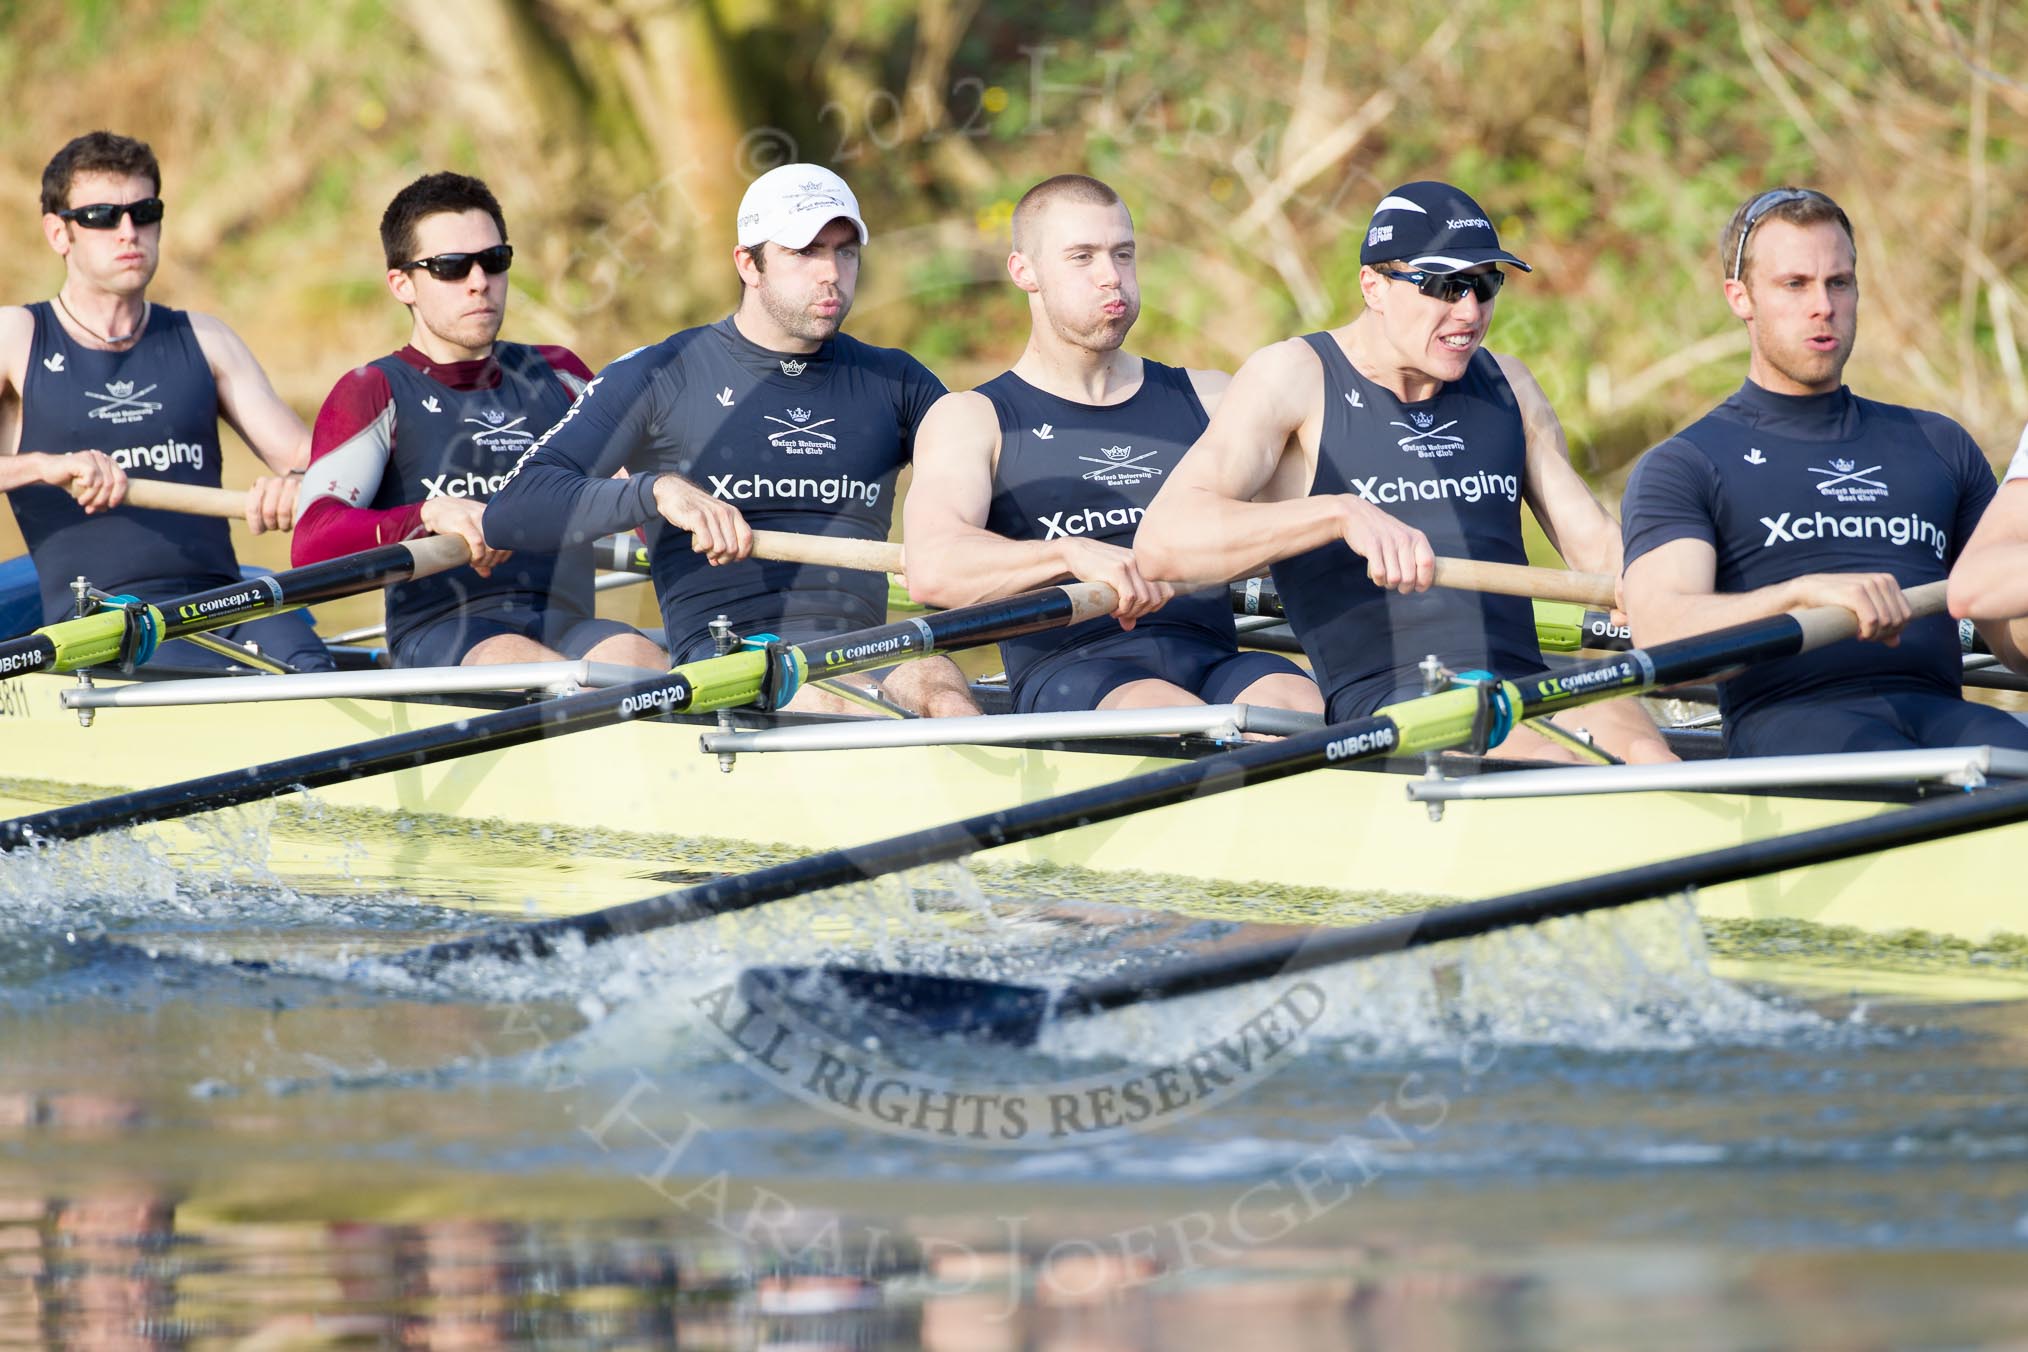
[738,965,1054,1047]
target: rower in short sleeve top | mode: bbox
[1621,380,1992,730]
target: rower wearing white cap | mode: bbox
[1137,179,1671,763]
[483,163,977,715]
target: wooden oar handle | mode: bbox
[401,533,476,579]
[118,479,248,518]
[1432,557,1615,608]
[751,529,903,573]
[1792,579,1948,650]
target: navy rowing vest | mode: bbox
[1269,334,1540,716]
[978,361,1235,684]
[10,302,237,622]
[371,344,587,647]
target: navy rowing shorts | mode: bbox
[393,605,645,669]
[1013,629,1308,713]
[1726,689,2028,756]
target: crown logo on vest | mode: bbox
[85,378,163,425]
[764,407,837,455]
[1810,458,1888,503]
[780,358,807,377]
[1409,411,1435,430]
[480,408,507,426]
[1078,444,1162,484]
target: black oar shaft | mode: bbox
[157,538,464,640]
[1060,776,2028,1017]
[0,672,700,851]
[395,706,1431,968]
[0,584,1114,854]
[406,591,1893,971]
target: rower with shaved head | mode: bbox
[1137,180,1670,762]
[482,164,975,715]
[1625,186,2028,755]
[904,173,1318,714]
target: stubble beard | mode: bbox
[423,307,502,356]
[760,279,848,345]
[1762,330,1850,393]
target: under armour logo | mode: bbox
[1344,390,1363,409]
[42,353,64,373]
[422,396,442,413]
[1744,448,1767,465]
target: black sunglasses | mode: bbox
[1378,267,1505,304]
[398,244,514,282]
[59,197,164,230]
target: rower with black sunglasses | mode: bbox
[291,172,663,670]
[0,130,331,671]
[1138,179,1671,763]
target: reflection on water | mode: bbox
[2,1179,2027,1348]
[0,852,2023,1347]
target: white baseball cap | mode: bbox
[736,164,869,249]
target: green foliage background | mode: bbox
[1,0,2024,517]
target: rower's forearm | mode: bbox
[1138,489,1344,587]
[907,532,1071,609]
[485,465,658,550]
[1626,582,1804,647]
[1947,544,2028,624]
[291,497,424,567]
[0,453,53,492]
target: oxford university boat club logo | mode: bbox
[1390,412,1465,459]
[463,407,535,455]
[1810,457,1889,503]
[85,378,163,425]
[765,406,836,456]
[1078,443,1163,486]
[780,358,807,377]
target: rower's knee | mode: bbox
[461,633,561,666]
[1233,672,1323,714]
[585,632,669,670]
[1096,679,1201,711]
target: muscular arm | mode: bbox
[0,306,125,512]
[189,311,310,533]
[1499,352,1621,575]
[1947,477,2028,671]
[292,365,420,565]
[1136,338,1433,592]
[902,390,1166,623]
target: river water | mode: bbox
[2,811,2026,1349]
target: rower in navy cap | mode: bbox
[1138,179,1671,762]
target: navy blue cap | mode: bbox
[1359,181,1531,273]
